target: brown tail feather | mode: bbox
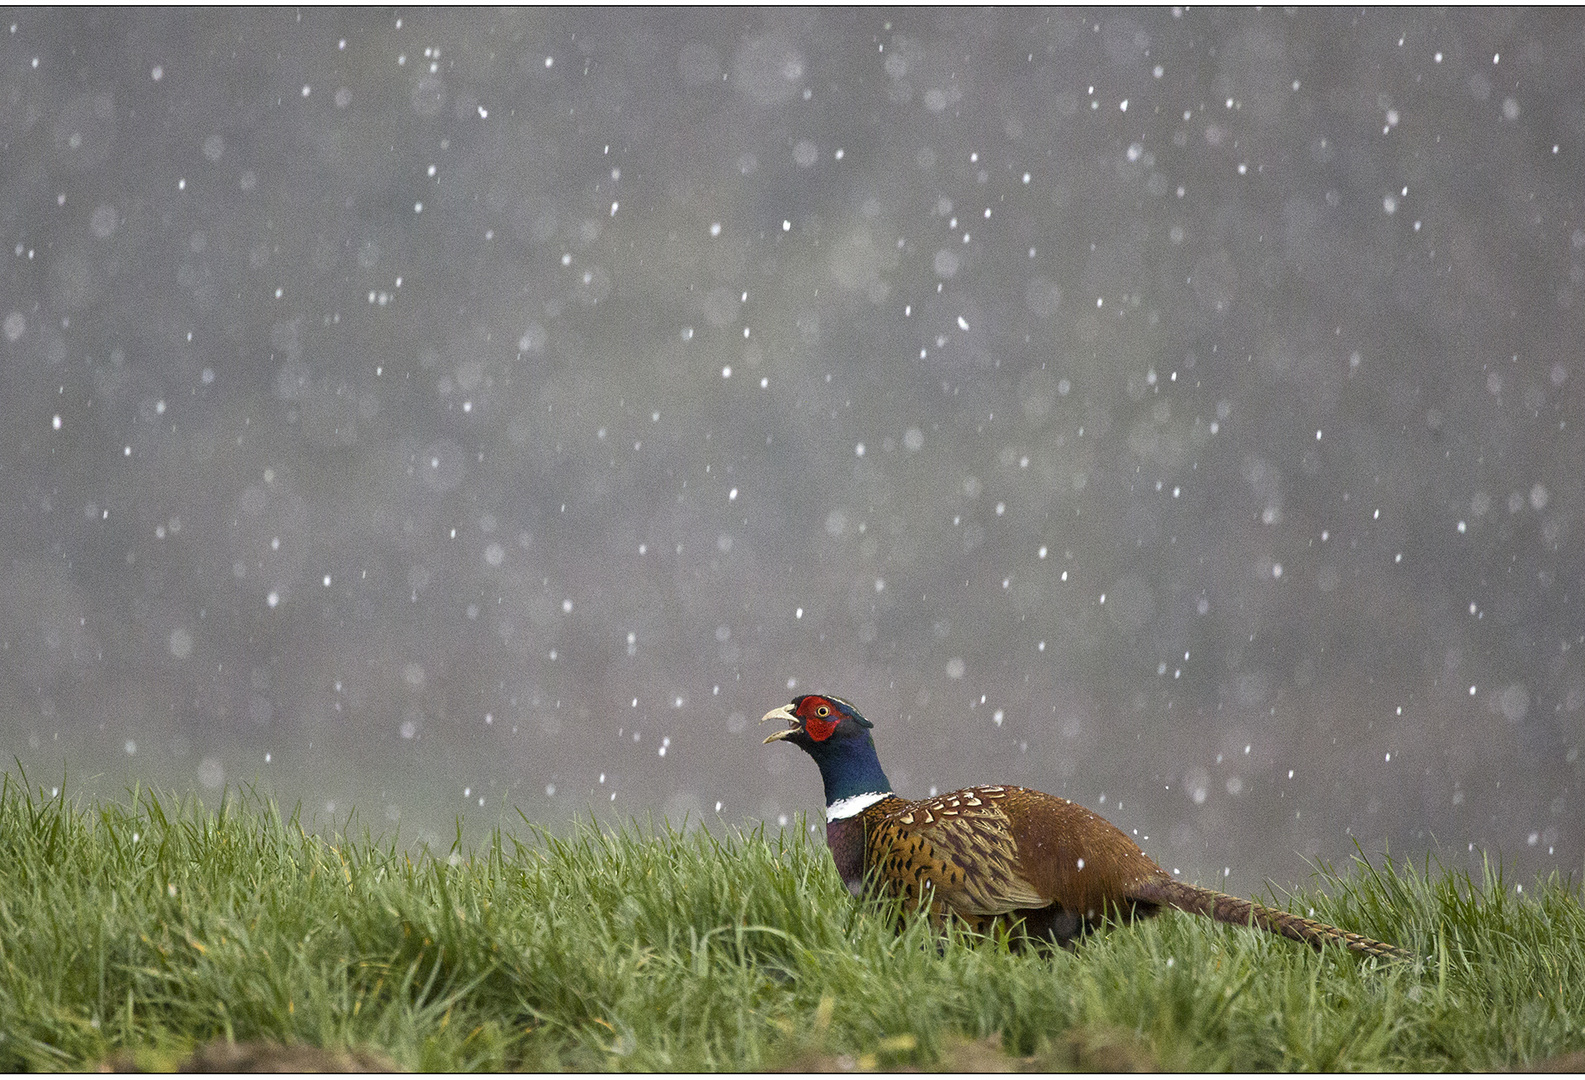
[1129,877,1410,960]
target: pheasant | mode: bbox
[762,693,1409,959]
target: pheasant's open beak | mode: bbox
[760,704,799,743]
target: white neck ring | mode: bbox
[825,791,892,822]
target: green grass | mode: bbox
[1,771,1581,1072]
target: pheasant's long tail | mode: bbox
[1129,877,1411,960]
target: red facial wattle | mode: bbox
[804,714,837,741]
[801,697,839,741]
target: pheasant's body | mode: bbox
[764,695,1408,959]
[827,787,1162,942]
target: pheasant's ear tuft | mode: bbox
[828,696,873,729]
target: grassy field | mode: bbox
[1,771,1581,1072]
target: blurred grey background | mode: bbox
[2,8,1581,896]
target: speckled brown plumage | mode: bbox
[850,786,1407,958]
[857,786,1159,937]
[764,694,1411,960]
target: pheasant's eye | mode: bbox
[815,705,829,717]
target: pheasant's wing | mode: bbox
[870,788,1048,916]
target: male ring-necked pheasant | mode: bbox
[763,694,1409,959]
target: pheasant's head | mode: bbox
[761,693,872,748]
[762,694,893,810]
